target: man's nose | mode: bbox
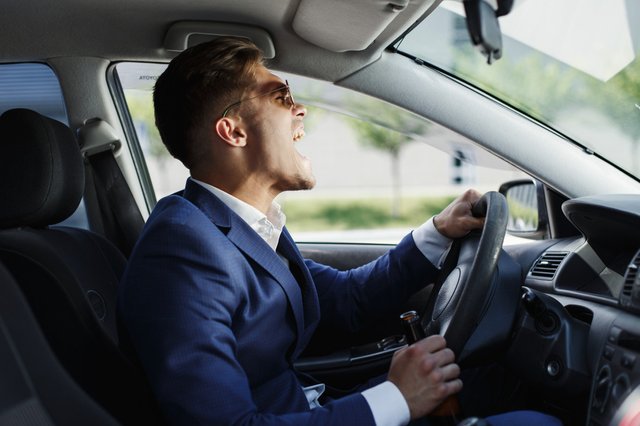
[293,102,306,118]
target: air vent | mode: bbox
[622,251,640,298]
[530,251,568,279]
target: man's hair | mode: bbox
[153,37,264,169]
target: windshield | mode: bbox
[397,0,640,179]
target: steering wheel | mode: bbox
[422,191,508,357]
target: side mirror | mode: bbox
[499,179,549,239]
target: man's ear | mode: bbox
[215,117,247,147]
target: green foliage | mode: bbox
[611,57,640,101]
[281,196,455,232]
[593,57,640,140]
[344,96,430,155]
[348,117,405,155]
[452,48,580,124]
[451,40,640,143]
[341,96,432,218]
[507,198,538,229]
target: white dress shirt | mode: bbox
[190,178,452,426]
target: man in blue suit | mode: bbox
[118,38,561,425]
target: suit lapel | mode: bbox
[182,180,307,344]
[277,228,320,355]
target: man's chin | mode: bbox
[294,162,315,190]
[301,169,316,189]
[294,175,316,191]
[300,179,316,191]
[279,174,316,192]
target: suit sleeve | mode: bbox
[306,233,439,332]
[118,202,376,426]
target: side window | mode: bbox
[0,63,89,229]
[116,63,530,244]
[115,63,188,198]
[279,73,529,244]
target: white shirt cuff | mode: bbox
[361,381,410,426]
[411,217,452,268]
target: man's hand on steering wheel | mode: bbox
[433,189,486,239]
[427,190,509,356]
[389,190,511,420]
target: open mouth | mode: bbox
[293,127,305,142]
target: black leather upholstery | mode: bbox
[0,109,162,425]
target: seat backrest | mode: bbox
[0,109,163,425]
[0,260,120,425]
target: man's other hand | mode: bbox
[433,189,485,239]
[388,335,462,420]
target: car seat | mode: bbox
[0,108,163,425]
[0,260,120,425]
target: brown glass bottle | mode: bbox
[400,311,459,425]
[400,310,426,344]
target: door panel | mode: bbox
[297,242,433,390]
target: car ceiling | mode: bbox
[5,0,640,201]
[1,0,440,82]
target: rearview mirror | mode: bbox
[463,0,513,63]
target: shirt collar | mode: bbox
[190,178,286,251]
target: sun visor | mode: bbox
[292,0,411,52]
[163,22,276,58]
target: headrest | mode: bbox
[0,109,84,229]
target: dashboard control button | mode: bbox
[592,365,612,414]
[546,359,562,377]
[603,345,615,360]
[609,326,622,344]
[621,353,636,370]
[611,374,630,403]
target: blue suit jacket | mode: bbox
[118,180,438,425]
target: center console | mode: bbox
[589,325,640,425]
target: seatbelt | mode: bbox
[85,150,145,257]
[78,119,145,257]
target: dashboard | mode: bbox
[505,195,640,425]
[300,194,640,426]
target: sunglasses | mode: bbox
[221,80,295,117]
